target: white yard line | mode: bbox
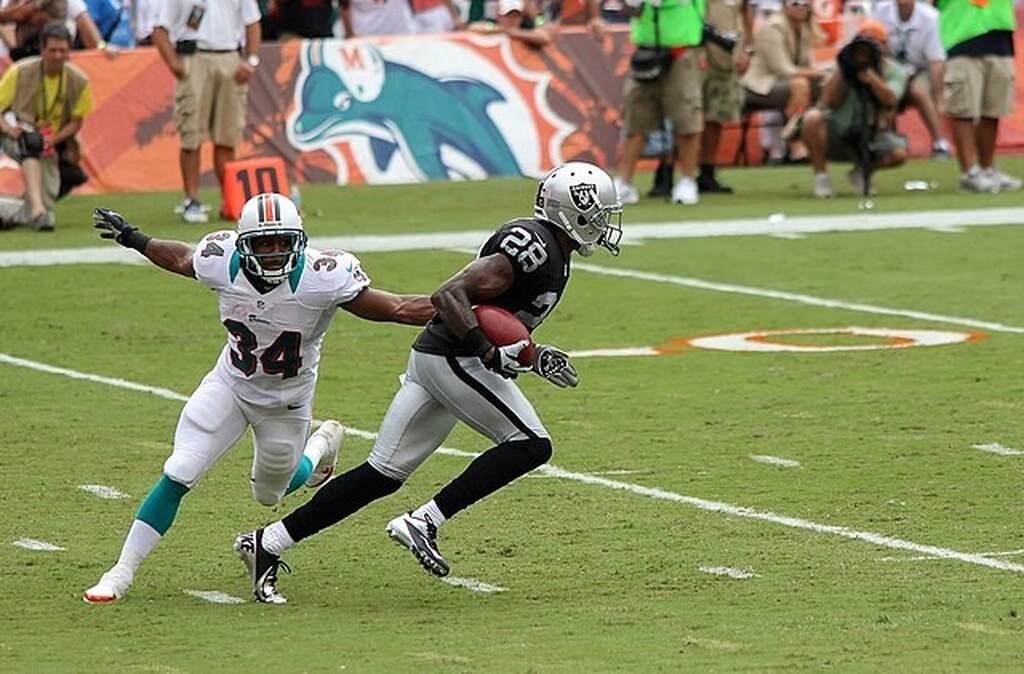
[879,548,1024,563]
[78,484,130,499]
[749,455,802,468]
[4,352,1024,575]
[699,566,760,579]
[971,442,1024,456]
[441,577,507,594]
[2,207,1023,268]
[12,538,65,551]
[183,589,247,605]
[573,262,1024,335]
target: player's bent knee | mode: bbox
[163,452,206,489]
[251,482,284,507]
[511,437,552,470]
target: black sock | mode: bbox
[433,438,553,519]
[282,462,402,542]
[699,163,715,180]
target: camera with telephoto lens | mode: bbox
[703,22,738,53]
[837,35,882,82]
[18,130,44,159]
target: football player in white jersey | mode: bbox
[83,193,435,603]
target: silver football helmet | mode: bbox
[237,192,307,284]
[533,162,623,256]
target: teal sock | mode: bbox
[286,456,314,495]
[136,475,189,535]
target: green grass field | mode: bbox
[2,158,1024,672]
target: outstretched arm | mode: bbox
[93,208,195,279]
[341,287,435,325]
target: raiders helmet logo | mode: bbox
[568,183,598,212]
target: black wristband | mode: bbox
[463,326,493,359]
[121,229,151,253]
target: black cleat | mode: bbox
[386,513,450,577]
[234,529,291,604]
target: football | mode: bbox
[473,305,535,366]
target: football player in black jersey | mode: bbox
[235,162,624,602]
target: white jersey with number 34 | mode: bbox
[192,231,370,408]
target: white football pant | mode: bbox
[164,371,312,505]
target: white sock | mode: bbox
[261,521,296,556]
[115,520,162,574]
[302,430,328,466]
[412,500,447,528]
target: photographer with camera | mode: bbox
[873,0,951,158]
[799,20,909,198]
[0,22,93,231]
[614,0,707,206]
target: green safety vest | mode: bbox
[630,0,707,48]
[937,0,1016,50]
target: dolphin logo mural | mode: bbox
[288,41,524,182]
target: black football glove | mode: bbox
[93,208,150,251]
[533,344,578,388]
[483,340,533,379]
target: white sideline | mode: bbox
[2,206,1023,268]
[4,351,1024,575]
[573,262,1024,335]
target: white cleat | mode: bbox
[386,512,450,577]
[984,168,1022,192]
[83,564,133,604]
[613,177,639,205]
[671,177,699,205]
[305,420,344,488]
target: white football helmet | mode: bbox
[237,193,307,284]
[533,162,623,256]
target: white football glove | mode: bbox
[484,339,533,379]
[533,344,578,388]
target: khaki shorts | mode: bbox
[174,51,249,150]
[623,49,704,136]
[703,66,741,124]
[944,55,1015,121]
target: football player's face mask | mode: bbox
[237,193,307,284]
[533,162,624,257]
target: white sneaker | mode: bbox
[83,564,133,603]
[930,138,951,159]
[983,168,1022,192]
[846,168,876,196]
[304,420,344,488]
[959,168,1000,194]
[182,199,209,224]
[813,173,834,199]
[613,177,639,205]
[670,177,699,205]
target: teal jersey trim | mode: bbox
[229,249,242,283]
[288,255,306,293]
[136,475,189,535]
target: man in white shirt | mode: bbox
[152,0,262,224]
[340,0,416,37]
[873,0,951,157]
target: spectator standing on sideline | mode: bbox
[0,0,67,60]
[740,0,824,158]
[0,22,92,231]
[698,0,752,193]
[152,0,262,224]
[469,0,554,47]
[339,0,416,37]
[614,0,707,206]
[412,0,463,33]
[873,0,951,157]
[938,0,1020,193]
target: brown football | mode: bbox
[473,305,535,366]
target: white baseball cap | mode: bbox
[498,0,524,14]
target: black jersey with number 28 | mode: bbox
[413,218,570,357]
